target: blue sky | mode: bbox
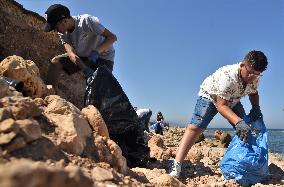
[17,0,284,128]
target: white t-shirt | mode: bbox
[136,109,151,118]
[198,63,258,108]
[58,14,115,62]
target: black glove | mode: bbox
[248,104,263,121]
[235,120,251,142]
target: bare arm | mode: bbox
[96,28,117,54]
[216,96,242,126]
[63,43,87,70]
[249,92,259,106]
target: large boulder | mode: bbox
[0,96,43,120]
[16,119,41,143]
[81,105,109,138]
[43,95,92,155]
[93,135,127,174]
[0,56,47,98]
[51,71,86,109]
[0,159,93,187]
[148,135,171,160]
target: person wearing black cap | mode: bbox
[44,4,117,83]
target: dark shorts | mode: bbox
[52,53,114,75]
[190,97,246,129]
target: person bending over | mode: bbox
[169,50,268,177]
[44,4,117,83]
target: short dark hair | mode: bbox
[244,50,268,72]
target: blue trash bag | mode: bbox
[149,123,157,130]
[220,116,269,186]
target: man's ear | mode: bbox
[63,18,69,24]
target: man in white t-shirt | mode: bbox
[135,108,152,132]
[169,50,268,177]
[43,4,117,83]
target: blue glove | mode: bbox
[88,51,99,65]
[83,67,94,79]
[248,105,263,121]
[235,120,251,142]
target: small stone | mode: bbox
[0,107,12,122]
[0,118,19,133]
[4,136,26,153]
[0,131,17,145]
[33,98,47,107]
[92,167,114,181]
[16,119,41,142]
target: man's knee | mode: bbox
[186,124,203,133]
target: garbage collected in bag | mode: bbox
[84,67,150,167]
[220,115,269,186]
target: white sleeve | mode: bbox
[82,15,105,35]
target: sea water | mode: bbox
[205,128,284,159]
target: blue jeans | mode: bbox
[190,97,245,129]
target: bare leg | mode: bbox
[175,124,204,162]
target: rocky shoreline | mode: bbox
[0,61,284,187]
[0,62,283,186]
[0,0,283,186]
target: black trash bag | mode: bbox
[0,76,24,92]
[84,67,150,167]
[110,127,150,167]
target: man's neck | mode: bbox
[239,68,247,88]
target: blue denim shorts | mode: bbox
[190,97,245,129]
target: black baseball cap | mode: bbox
[44,4,70,32]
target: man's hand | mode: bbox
[88,51,99,65]
[83,67,94,79]
[235,120,251,142]
[248,104,263,121]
